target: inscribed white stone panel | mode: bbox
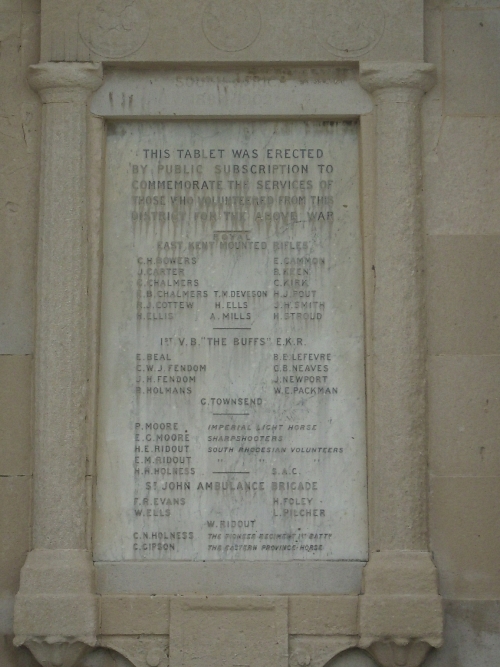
[94,120,367,563]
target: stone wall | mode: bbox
[423,1,500,664]
[0,1,40,665]
[0,1,499,665]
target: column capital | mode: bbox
[29,62,103,103]
[359,62,436,94]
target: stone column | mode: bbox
[14,62,103,667]
[358,63,443,667]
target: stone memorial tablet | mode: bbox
[95,120,368,563]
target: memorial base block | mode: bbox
[14,550,98,649]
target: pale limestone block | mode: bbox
[40,0,424,63]
[444,8,500,115]
[367,0,424,62]
[427,236,500,355]
[428,355,500,477]
[424,118,500,235]
[360,596,443,645]
[95,562,364,596]
[0,477,31,593]
[288,596,358,635]
[362,552,439,596]
[0,355,32,476]
[14,550,98,640]
[424,601,500,667]
[0,3,40,355]
[100,596,170,636]
[430,477,500,598]
[91,69,373,119]
[359,553,443,653]
[170,597,287,667]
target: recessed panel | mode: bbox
[95,120,367,564]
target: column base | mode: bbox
[14,550,98,666]
[359,551,443,662]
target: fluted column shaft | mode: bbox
[360,63,436,552]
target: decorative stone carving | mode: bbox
[23,639,91,667]
[366,641,432,667]
[202,0,261,52]
[289,637,357,667]
[14,62,103,667]
[79,0,150,58]
[315,0,385,58]
[100,637,169,667]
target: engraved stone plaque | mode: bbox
[94,120,368,563]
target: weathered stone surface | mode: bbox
[424,601,500,667]
[288,596,358,635]
[424,118,500,235]
[91,69,373,119]
[100,596,170,636]
[430,476,500,599]
[0,477,31,615]
[427,236,500,356]
[39,0,424,63]
[95,119,368,566]
[444,8,500,115]
[2,1,500,665]
[289,637,358,667]
[428,355,500,477]
[0,355,32,476]
[0,1,40,355]
[170,596,287,667]
[99,637,168,667]
[95,561,364,596]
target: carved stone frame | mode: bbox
[14,61,443,667]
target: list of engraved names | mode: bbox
[95,121,368,562]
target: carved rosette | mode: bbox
[202,0,261,52]
[79,0,150,58]
[315,0,385,58]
